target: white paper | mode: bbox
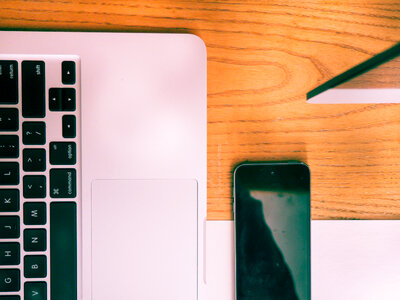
[205,221,235,300]
[307,88,400,104]
[205,220,400,300]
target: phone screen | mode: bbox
[234,163,310,300]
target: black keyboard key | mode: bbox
[0,135,18,158]
[24,255,47,278]
[0,217,19,239]
[62,61,76,85]
[50,202,77,300]
[0,109,18,131]
[49,88,75,111]
[0,163,19,185]
[23,176,46,199]
[0,189,19,212]
[0,269,20,292]
[50,142,76,165]
[24,229,46,252]
[23,149,46,172]
[25,282,46,300]
[22,61,45,118]
[24,202,46,225]
[0,61,18,104]
[62,88,76,111]
[49,88,62,111]
[62,115,76,138]
[50,169,76,198]
[0,243,20,265]
[23,122,46,145]
[0,295,20,299]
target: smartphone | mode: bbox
[234,162,310,300]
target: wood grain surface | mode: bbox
[339,56,400,88]
[1,0,399,220]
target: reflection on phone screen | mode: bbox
[250,190,309,300]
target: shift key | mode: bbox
[50,169,76,198]
[22,61,45,118]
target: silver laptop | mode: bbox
[0,31,207,300]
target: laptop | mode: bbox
[0,31,207,300]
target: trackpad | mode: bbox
[91,179,198,300]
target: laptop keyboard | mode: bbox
[0,56,80,300]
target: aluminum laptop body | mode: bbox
[0,31,207,300]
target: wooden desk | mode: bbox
[2,0,399,220]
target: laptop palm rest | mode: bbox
[91,179,198,300]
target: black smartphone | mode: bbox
[234,162,311,300]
